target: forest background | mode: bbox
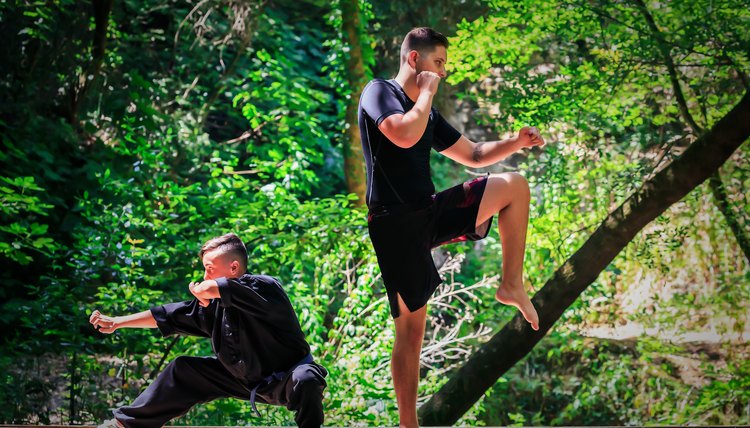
[1,0,749,425]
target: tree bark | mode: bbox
[341,0,368,206]
[418,90,750,425]
[709,171,750,264]
[68,0,113,126]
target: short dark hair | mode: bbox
[400,27,449,64]
[200,233,248,270]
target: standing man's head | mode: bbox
[200,233,248,280]
[399,27,449,79]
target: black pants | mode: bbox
[114,356,327,428]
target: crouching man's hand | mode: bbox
[189,280,220,307]
[90,310,120,334]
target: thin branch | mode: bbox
[581,3,644,35]
[149,336,180,380]
[632,0,703,135]
[217,115,279,145]
[181,75,201,101]
[709,171,750,264]
[174,0,210,48]
[223,169,259,175]
[199,1,267,125]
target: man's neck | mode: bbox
[394,69,420,102]
[227,270,247,280]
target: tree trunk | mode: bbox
[341,0,368,206]
[68,0,113,126]
[709,171,750,264]
[418,90,750,425]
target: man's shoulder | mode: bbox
[368,77,392,85]
[238,274,285,291]
[363,78,397,94]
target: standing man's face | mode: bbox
[414,45,448,79]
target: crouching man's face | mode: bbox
[202,249,242,281]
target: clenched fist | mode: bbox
[517,126,545,148]
[90,310,119,334]
[416,71,441,95]
[189,280,219,307]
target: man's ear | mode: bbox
[407,50,419,69]
[230,260,240,274]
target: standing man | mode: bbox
[358,27,544,427]
[90,233,327,428]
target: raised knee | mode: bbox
[489,172,529,196]
[506,171,528,186]
[504,172,529,197]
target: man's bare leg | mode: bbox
[392,293,427,428]
[476,172,540,330]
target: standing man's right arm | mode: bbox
[378,72,442,148]
[89,309,157,334]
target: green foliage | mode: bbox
[448,0,748,139]
[478,331,750,426]
[440,0,749,424]
[0,0,356,423]
[1,0,748,425]
[0,176,57,265]
[231,6,344,196]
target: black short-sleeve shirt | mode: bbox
[358,78,462,208]
[150,274,310,383]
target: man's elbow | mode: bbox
[391,135,421,148]
[380,120,422,148]
[383,128,420,148]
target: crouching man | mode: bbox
[90,233,327,428]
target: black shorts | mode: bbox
[367,175,493,318]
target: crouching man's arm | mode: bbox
[89,309,157,334]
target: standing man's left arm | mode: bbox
[440,126,545,168]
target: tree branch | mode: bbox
[199,1,266,126]
[419,90,750,425]
[632,0,702,135]
[709,171,750,264]
[68,0,114,126]
[149,336,180,380]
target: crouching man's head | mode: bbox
[200,233,248,280]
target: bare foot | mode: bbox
[496,281,539,330]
